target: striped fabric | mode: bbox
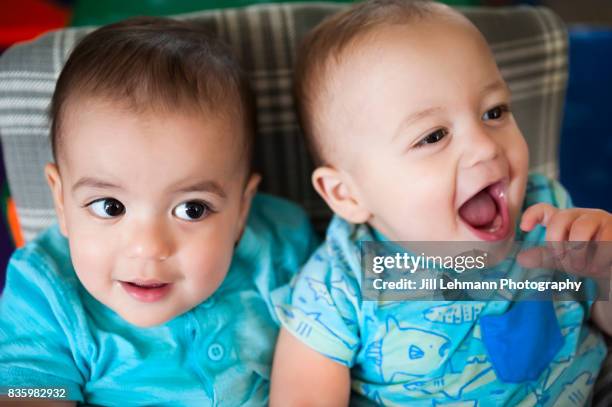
[0,2,567,240]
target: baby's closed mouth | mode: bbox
[458,180,511,241]
[120,279,172,303]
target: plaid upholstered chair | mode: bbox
[2,2,609,404]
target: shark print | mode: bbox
[366,316,451,382]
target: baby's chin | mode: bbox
[96,290,195,327]
[115,304,189,328]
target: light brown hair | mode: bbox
[294,0,449,165]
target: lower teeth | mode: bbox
[486,214,502,232]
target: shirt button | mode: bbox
[207,343,224,361]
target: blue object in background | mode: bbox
[560,28,612,212]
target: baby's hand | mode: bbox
[520,203,612,241]
[518,204,612,277]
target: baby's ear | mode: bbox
[44,163,68,237]
[236,173,261,237]
[312,166,370,224]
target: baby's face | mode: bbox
[320,17,529,242]
[46,100,257,327]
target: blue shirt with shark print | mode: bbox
[271,173,607,406]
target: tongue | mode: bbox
[459,189,497,227]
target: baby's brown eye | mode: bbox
[482,105,508,121]
[88,198,125,218]
[416,128,448,147]
[173,201,210,221]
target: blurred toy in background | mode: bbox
[0,0,71,51]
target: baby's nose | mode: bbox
[124,220,173,261]
[461,126,500,168]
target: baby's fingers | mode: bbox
[595,214,612,241]
[588,242,612,279]
[545,210,585,242]
[520,203,558,232]
[568,214,602,242]
[589,215,612,278]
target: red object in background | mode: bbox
[0,0,70,49]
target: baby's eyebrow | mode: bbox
[173,180,227,199]
[72,177,122,192]
[394,107,443,142]
[480,80,510,96]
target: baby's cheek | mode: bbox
[69,238,115,302]
[507,132,529,175]
[506,163,529,234]
[509,139,529,190]
[180,238,235,299]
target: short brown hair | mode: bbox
[50,16,255,172]
[294,0,449,165]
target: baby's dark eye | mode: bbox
[88,198,125,218]
[416,128,448,147]
[173,201,210,221]
[482,105,509,121]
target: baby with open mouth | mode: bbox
[270,0,612,405]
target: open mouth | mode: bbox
[458,180,511,241]
[120,280,171,303]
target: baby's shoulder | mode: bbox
[227,193,319,296]
[248,193,312,233]
[3,224,86,334]
[245,193,318,261]
[8,224,79,290]
[1,224,86,339]
[293,216,369,295]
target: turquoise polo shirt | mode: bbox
[0,193,318,406]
